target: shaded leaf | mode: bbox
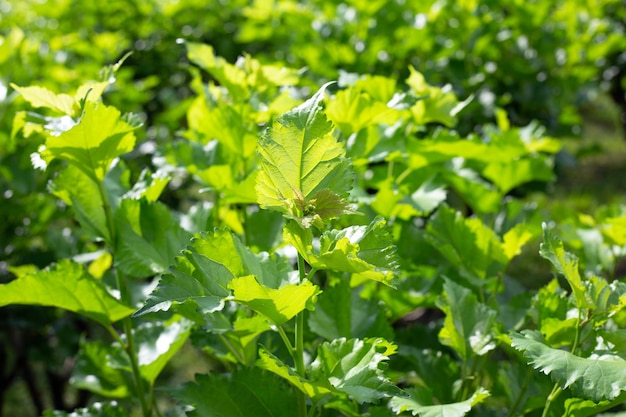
[42,401,127,417]
[437,279,498,360]
[511,330,626,402]
[171,367,297,417]
[540,224,594,309]
[308,337,400,403]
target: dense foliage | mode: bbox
[1,1,626,417]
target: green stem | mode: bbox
[295,253,308,417]
[217,334,246,365]
[541,383,562,417]
[97,179,151,417]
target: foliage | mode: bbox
[1,2,626,417]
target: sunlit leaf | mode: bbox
[390,386,489,417]
[228,276,320,325]
[0,260,133,326]
[256,82,354,220]
[44,101,137,181]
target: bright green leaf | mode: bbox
[44,101,136,181]
[256,348,333,401]
[390,386,490,417]
[256,82,354,218]
[11,83,77,116]
[228,276,321,325]
[0,260,133,326]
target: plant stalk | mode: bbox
[97,179,151,417]
[295,253,308,417]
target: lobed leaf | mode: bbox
[171,367,297,417]
[511,330,626,402]
[539,224,594,309]
[308,337,400,404]
[256,82,354,221]
[44,101,136,181]
[437,279,498,360]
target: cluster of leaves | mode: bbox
[2,40,626,417]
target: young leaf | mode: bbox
[308,337,400,403]
[11,84,78,116]
[285,218,398,285]
[171,367,297,417]
[256,348,333,401]
[539,224,594,309]
[0,260,133,326]
[389,386,490,417]
[437,279,498,361]
[228,276,321,325]
[256,82,354,222]
[511,330,626,402]
[44,101,137,181]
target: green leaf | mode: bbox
[256,348,333,401]
[561,392,626,417]
[44,101,136,181]
[71,340,133,398]
[308,337,400,403]
[186,42,248,100]
[426,206,508,284]
[389,386,490,417]
[135,229,292,318]
[510,330,626,402]
[51,165,110,242]
[171,367,297,417]
[42,401,127,417]
[11,83,78,116]
[483,157,554,194]
[256,82,354,219]
[228,276,321,325]
[285,217,398,285]
[136,317,192,383]
[539,224,594,309]
[326,87,401,134]
[308,279,393,340]
[0,260,133,326]
[437,279,498,361]
[114,199,191,278]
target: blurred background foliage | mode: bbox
[0,0,625,414]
